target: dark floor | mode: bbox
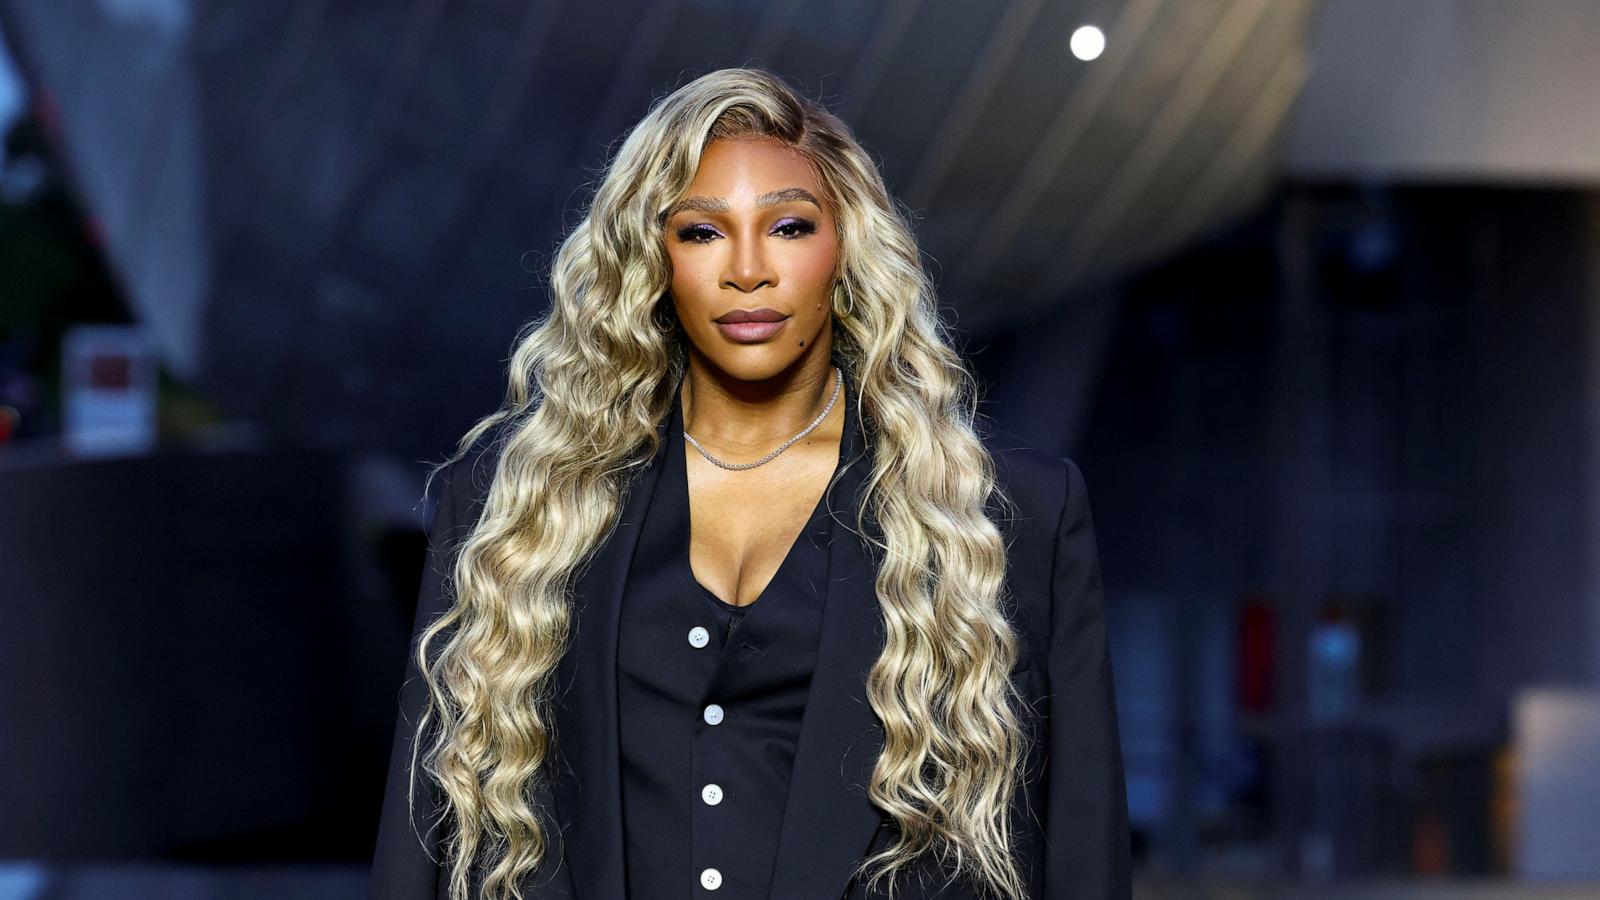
[1,866,1597,900]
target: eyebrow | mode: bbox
[662,187,822,221]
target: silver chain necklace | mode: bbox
[683,366,842,471]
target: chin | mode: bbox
[703,353,796,383]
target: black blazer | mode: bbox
[371,409,1131,900]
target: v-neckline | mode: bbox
[689,484,833,611]
[676,373,846,611]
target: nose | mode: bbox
[722,229,777,293]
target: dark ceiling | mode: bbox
[2,0,1316,460]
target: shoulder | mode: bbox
[976,425,1093,678]
[978,421,1079,536]
[433,417,517,532]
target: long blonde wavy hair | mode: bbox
[413,66,1029,900]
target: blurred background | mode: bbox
[2,0,1599,897]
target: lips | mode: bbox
[712,307,790,344]
[715,320,789,343]
[714,307,788,324]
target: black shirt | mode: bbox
[616,374,848,898]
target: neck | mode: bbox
[679,357,841,453]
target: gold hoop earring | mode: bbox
[832,280,855,318]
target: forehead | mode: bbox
[685,136,822,195]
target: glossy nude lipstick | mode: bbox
[713,307,790,344]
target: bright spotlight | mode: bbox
[1070,25,1105,61]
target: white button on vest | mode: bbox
[701,783,723,805]
[700,867,722,890]
[687,626,710,648]
[702,703,724,725]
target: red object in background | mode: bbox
[1237,594,1275,712]
[0,406,16,442]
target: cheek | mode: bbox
[666,249,714,303]
[782,237,840,295]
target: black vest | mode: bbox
[616,374,850,898]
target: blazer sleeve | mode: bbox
[1042,457,1132,898]
[370,459,464,900]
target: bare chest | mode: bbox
[686,447,837,608]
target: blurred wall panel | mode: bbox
[1513,688,1600,878]
[0,450,399,860]
[1289,0,1600,183]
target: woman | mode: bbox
[371,67,1129,900]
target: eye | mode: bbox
[772,217,817,239]
[675,223,721,244]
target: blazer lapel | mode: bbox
[768,388,888,900]
[547,411,670,900]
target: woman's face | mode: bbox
[663,135,840,383]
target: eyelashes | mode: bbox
[674,217,818,244]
